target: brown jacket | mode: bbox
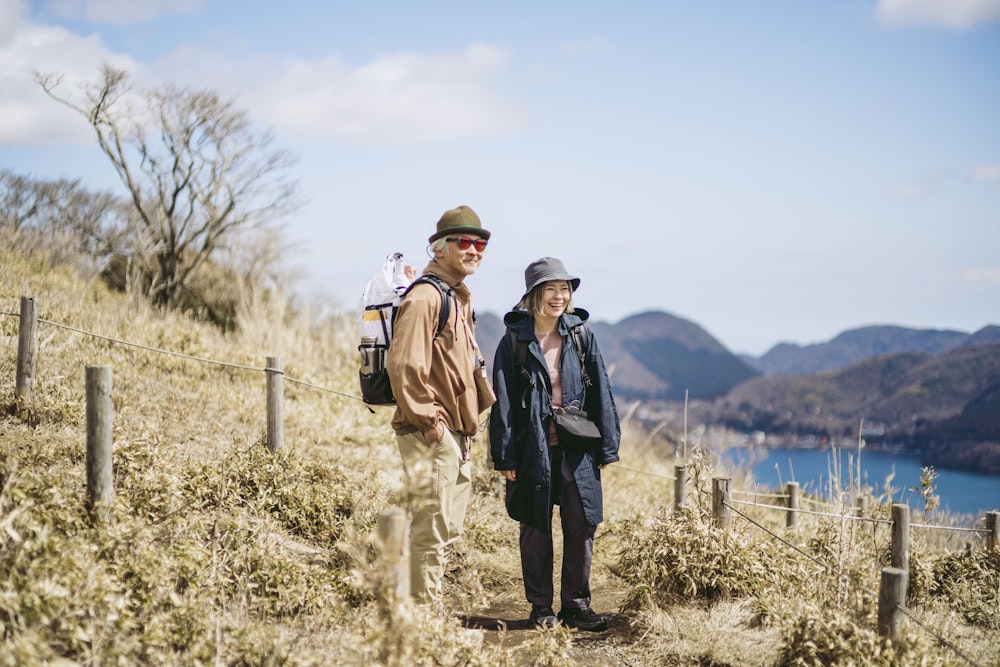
[387,262,481,436]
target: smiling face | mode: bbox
[534,280,574,320]
[435,233,486,278]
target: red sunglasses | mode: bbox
[446,236,488,252]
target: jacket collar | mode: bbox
[504,309,589,340]
[423,262,471,301]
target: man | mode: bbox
[386,204,493,602]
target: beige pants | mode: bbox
[396,427,472,601]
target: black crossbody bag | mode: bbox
[510,323,602,447]
[551,401,602,446]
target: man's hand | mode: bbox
[422,421,444,445]
[501,470,516,482]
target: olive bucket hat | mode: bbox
[522,257,580,300]
[428,205,491,244]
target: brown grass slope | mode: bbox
[1,252,998,666]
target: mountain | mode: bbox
[748,325,971,376]
[960,324,1000,348]
[475,309,758,401]
[694,343,1000,473]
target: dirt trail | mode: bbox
[460,575,637,664]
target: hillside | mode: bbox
[2,253,998,666]
[695,343,1000,473]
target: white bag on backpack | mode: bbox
[358,252,412,346]
[358,252,413,405]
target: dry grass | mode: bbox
[1,250,998,666]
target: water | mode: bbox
[723,446,1000,518]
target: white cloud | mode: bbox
[887,181,931,200]
[0,0,526,146]
[0,0,135,144]
[972,163,1000,183]
[875,0,1000,29]
[151,43,529,143]
[963,267,1000,285]
[559,36,613,56]
[43,0,204,25]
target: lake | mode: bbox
[722,446,1000,519]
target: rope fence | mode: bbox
[611,454,996,665]
[3,304,369,404]
[613,463,676,482]
[5,296,999,665]
[730,498,892,525]
[718,483,993,667]
[733,489,788,499]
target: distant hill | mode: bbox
[960,324,1000,348]
[748,325,973,376]
[475,309,758,401]
[694,343,1000,473]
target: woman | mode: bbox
[489,257,621,631]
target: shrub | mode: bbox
[617,505,810,612]
[932,548,1000,629]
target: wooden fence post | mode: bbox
[712,477,731,529]
[785,481,799,530]
[377,509,410,602]
[877,567,906,643]
[986,511,998,553]
[86,365,114,525]
[15,296,38,408]
[265,356,283,452]
[855,492,869,517]
[674,464,687,512]
[891,503,910,599]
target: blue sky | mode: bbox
[2,0,998,355]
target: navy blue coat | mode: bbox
[489,309,621,530]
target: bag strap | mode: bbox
[401,274,452,339]
[568,323,592,389]
[509,321,592,408]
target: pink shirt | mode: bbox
[538,330,563,445]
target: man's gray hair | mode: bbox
[430,237,450,255]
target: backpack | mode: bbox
[508,321,591,409]
[358,253,453,406]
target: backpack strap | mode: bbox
[509,328,533,409]
[508,322,591,408]
[569,324,592,389]
[402,274,453,338]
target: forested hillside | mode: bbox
[695,344,1000,473]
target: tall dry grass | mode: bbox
[1,250,998,666]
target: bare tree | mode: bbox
[36,64,301,307]
[1,168,130,272]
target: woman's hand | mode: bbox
[501,469,517,482]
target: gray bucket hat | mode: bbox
[522,257,580,299]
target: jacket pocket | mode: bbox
[504,479,520,521]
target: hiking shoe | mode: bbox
[529,604,558,628]
[557,606,608,631]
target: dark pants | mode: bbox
[519,445,595,610]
